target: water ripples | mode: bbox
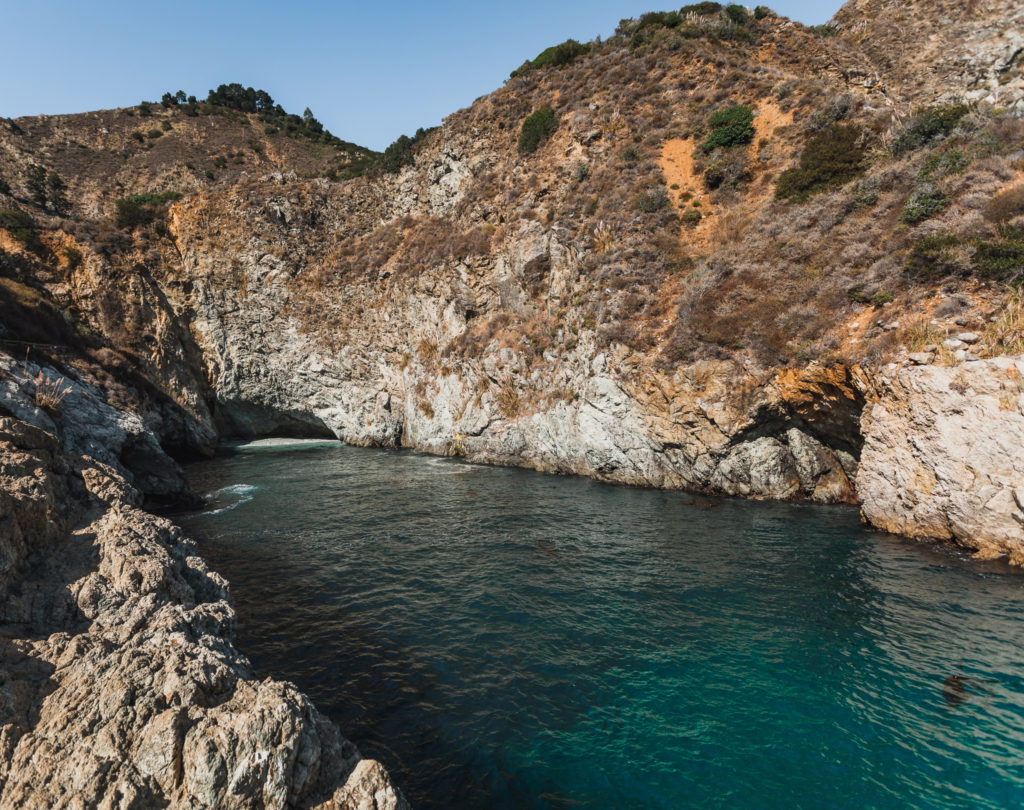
[180,445,1024,810]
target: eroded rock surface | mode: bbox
[859,357,1024,562]
[0,413,408,809]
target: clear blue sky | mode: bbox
[1,1,844,151]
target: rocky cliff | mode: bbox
[0,0,1023,805]
[0,359,408,809]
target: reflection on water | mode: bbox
[180,444,1024,810]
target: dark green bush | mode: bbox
[0,209,41,252]
[131,131,145,143]
[775,124,865,202]
[892,104,969,154]
[903,232,961,280]
[918,148,969,181]
[518,106,558,155]
[25,164,47,207]
[973,225,1024,281]
[900,187,950,224]
[139,101,152,116]
[381,135,416,172]
[147,128,163,139]
[113,192,182,230]
[62,246,83,269]
[680,2,722,14]
[753,6,773,19]
[682,208,703,226]
[811,24,837,36]
[379,127,436,174]
[512,39,592,76]
[725,4,749,24]
[0,175,9,196]
[702,105,755,152]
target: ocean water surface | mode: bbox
[179,441,1024,809]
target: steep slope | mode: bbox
[832,0,1024,112]
[0,5,1022,516]
[1,2,1024,801]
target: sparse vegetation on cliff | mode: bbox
[775,124,865,201]
[518,106,558,154]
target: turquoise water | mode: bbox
[179,441,1024,809]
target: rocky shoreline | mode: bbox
[1,341,1022,807]
[0,365,409,808]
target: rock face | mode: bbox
[858,357,1024,562]
[0,407,408,808]
[833,0,1024,113]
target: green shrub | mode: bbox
[513,39,591,76]
[702,105,755,152]
[0,209,41,252]
[131,131,145,143]
[725,4,749,24]
[518,106,558,154]
[113,191,182,230]
[900,187,950,224]
[918,148,969,181]
[0,175,9,196]
[811,24,837,36]
[903,232,961,280]
[775,124,865,202]
[753,6,773,19]
[25,164,47,207]
[62,246,83,269]
[381,134,416,172]
[147,128,163,139]
[375,127,432,174]
[871,291,894,305]
[637,188,669,212]
[621,144,641,162]
[973,225,1024,281]
[682,208,703,226]
[846,284,870,303]
[139,101,152,116]
[892,104,969,153]
[680,2,722,14]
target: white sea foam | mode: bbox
[232,438,343,452]
[200,484,258,516]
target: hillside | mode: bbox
[0,1,1023,806]
[0,5,1019,520]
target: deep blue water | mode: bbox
[179,440,1024,810]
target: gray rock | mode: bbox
[0,415,409,809]
[859,356,1024,563]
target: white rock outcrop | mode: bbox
[859,356,1024,561]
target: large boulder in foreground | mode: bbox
[858,356,1024,562]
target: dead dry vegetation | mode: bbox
[0,2,1022,411]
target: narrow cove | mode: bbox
[179,441,1024,809]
